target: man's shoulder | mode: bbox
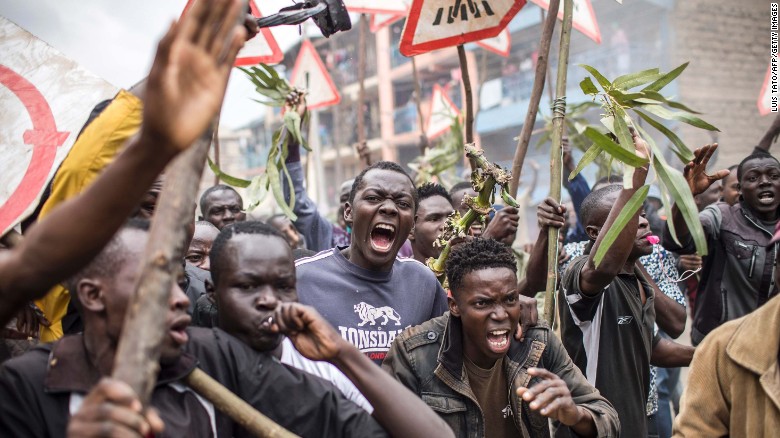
[0,343,52,381]
[395,314,448,353]
[393,258,441,285]
[294,248,337,270]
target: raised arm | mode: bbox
[636,263,686,338]
[667,144,729,246]
[520,198,567,297]
[270,303,454,438]
[579,133,650,295]
[0,0,246,327]
[757,114,780,152]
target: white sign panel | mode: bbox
[0,16,118,235]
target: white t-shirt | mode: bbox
[280,338,373,413]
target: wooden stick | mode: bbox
[185,368,299,438]
[457,45,476,171]
[213,116,221,186]
[355,14,371,167]
[112,124,214,405]
[544,0,573,324]
[508,0,560,197]
[411,57,429,154]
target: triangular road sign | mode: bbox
[182,0,283,65]
[476,28,511,57]
[290,40,340,110]
[758,64,777,116]
[343,0,409,14]
[426,84,461,139]
[529,0,601,44]
[400,0,526,57]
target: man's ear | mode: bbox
[76,279,106,313]
[205,279,217,307]
[344,202,354,223]
[585,225,600,242]
[448,295,460,317]
[408,218,417,242]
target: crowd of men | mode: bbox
[1,0,779,436]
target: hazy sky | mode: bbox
[0,0,307,129]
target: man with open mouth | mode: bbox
[383,238,619,437]
[663,145,780,345]
[295,161,449,365]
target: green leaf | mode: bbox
[612,106,635,153]
[245,174,269,211]
[206,156,251,188]
[658,182,681,247]
[652,156,707,255]
[636,91,702,114]
[593,185,650,267]
[639,125,707,255]
[583,127,648,167]
[612,68,661,90]
[569,142,602,181]
[643,62,689,92]
[579,77,599,95]
[641,105,719,131]
[610,90,645,105]
[578,64,612,89]
[266,156,297,221]
[634,109,694,162]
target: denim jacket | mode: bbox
[382,313,619,438]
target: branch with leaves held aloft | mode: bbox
[572,62,719,262]
[427,145,518,282]
[207,64,309,220]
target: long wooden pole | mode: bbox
[457,45,476,171]
[186,368,299,438]
[355,14,371,167]
[112,123,215,404]
[544,0,573,324]
[411,57,429,154]
[508,0,560,197]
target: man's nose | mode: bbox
[491,305,508,320]
[254,287,278,310]
[638,215,649,229]
[201,256,210,271]
[171,282,191,312]
[379,199,398,215]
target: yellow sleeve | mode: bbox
[35,90,143,342]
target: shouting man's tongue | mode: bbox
[370,224,396,252]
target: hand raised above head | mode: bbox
[141,0,247,154]
[514,295,539,341]
[683,144,731,196]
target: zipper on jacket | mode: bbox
[749,246,758,278]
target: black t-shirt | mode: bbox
[558,255,659,438]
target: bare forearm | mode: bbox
[332,345,453,437]
[670,204,691,243]
[521,229,550,297]
[653,287,686,338]
[651,338,695,367]
[0,134,174,309]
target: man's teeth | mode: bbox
[490,330,508,336]
[375,224,395,233]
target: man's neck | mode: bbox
[619,256,639,275]
[343,245,394,272]
[83,327,117,377]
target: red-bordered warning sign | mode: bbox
[759,64,777,116]
[290,40,341,109]
[426,84,461,139]
[400,0,526,57]
[183,0,283,65]
[529,0,601,44]
[476,28,511,57]
[343,0,409,14]
[0,17,118,235]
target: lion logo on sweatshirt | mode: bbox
[354,302,402,326]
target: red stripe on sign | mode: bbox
[0,64,69,232]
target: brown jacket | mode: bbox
[673,293,780,437]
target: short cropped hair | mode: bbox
[449,181,473,197]
[580,184,623,228]
[209,221,286,286]
[348,161,418,208]
[66,218,151,303]
[445,238,517,294]
[199,184,243,214]
[417,182,453,205]
[737,152,780,182]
